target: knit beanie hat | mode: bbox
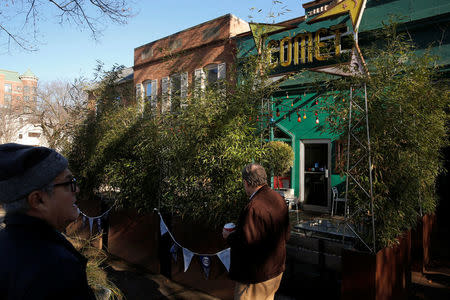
[0,143,68,204]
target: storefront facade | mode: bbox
[236,0,450,212]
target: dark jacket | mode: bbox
[227,185,291,284]
[0,213,96,300]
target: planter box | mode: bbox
[411,214,436,272]
[341,231,411,300]
[107,210,160,274]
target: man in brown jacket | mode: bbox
[223,163,290,300]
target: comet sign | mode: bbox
[309,0,367,31]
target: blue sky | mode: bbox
[1,1,305,83]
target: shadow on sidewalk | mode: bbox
[105,256,220,300]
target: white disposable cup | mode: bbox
[224,222,236,232]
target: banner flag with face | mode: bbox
[88,217,94,235]
[170,243,178,262]
[159,217,168,236]
[199,256,211,279]
[217,248,231,272]
[183,248,194,272]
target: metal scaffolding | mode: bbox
[343,83,376,253]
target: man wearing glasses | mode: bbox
[0,143,95,299]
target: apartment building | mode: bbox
[133,14,249,113]
[0,69,38,112]
[0,68,45,146]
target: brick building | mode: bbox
[0,69,38,112]
[133,14,249,113]
[0,69,45,146]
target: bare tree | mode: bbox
[0,0,134,52]
[25,79,90,151]
[0,106,21,143]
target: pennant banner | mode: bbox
[199,256,211,279]
[97,218,102,232]
[217,248,231,272]
[88,217,94,235]
[183,248,194,272]
[160,218,168,236]
[170,244,178,262]
[78,204,114,235]
[155,211,232,277]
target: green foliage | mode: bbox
[67,53,279,227]
[323,26,449,249]
[261,141,294,176]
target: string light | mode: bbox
[297,111,301,123]
[286,92,289,99]
[303,112,307,119]
[276,108,280,117]
[316,117,319,124]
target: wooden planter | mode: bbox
[341,231,411,300]
[411,214,436,272]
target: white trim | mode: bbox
[300,139,331,213]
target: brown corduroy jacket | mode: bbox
[227,185,291,284]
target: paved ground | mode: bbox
[1,206,448,299]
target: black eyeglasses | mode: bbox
[53,178,77,192]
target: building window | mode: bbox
[32,86,37,94]
[204,64,219,85]
[16,96,21,101]
[170,74,181,97]
[24,86,30,94]
[4,94,12,106]
[4,83,12,93]
[28,132,41,138]
[143,79,158,109]
[195,63,226,90]
[144,80,152,100]
[24,96,30,102]
[18,134,23,139]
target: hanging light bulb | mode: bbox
[342,98,345,102]
[276,108,280,117]
[298,116,302,122]
[316,117,319,124]
[256,116,259,121]
[286,92,289,99]
[315,99,318,105]
[303,112,307,119]
[315,111,318,116]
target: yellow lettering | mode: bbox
[279,37,292,67]
[315,28,329,61]
[334,29,341,56]
[307,33,313,63]
[294,34,307,64]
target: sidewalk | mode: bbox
[105,256,221,300]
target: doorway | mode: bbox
[300,139,331,212]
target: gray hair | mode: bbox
[242,163,267,187]
[3,183,54,214]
